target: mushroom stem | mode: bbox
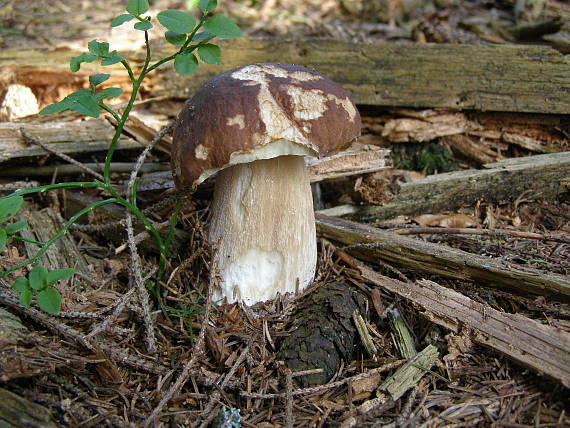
[209,155,317,305]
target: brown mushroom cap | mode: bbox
[171,63,361,189]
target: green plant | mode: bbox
[0,0,240,313]
[12,266,76,314]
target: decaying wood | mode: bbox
[356,263,570,387]
[134,144,390,193]
[0,119,142,163]
[374,110,569,153]
[2,39,569,114]
[377,344,438,401]
[0,388,57,428]
[307,144,391,182]
[315,214,570,298]
[277,281,367,387]
[320,151,570,220]
[19,207,91,276]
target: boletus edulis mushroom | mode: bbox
[172,63,361,305]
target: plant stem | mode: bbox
[0,198,117,278]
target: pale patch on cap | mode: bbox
[290,71,322,82]
[227,114,246,129]
[327,94,358,121]
[195,144,209,160]
[286,86,327,120]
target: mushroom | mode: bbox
[172,63,361,305]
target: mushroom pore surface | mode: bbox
[209,155,316,305]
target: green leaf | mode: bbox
[101,51,124,66]
[174,52,199,75]
[0,229,6,252]
[134,20,153,31]
[186,0,200,9]
[60,94,100,118]
[157,10,196,34]
[111,13,135,27]
[88,40,110,57]
[0,195,23,222]
[36,288,62,314]
[198,0,218,14]
[203,15,240,38]
[197,43,221,65]
[39,102,68,115]
[192,31,214,41]
[126,0,149,16]
[70,53,97,72]
[40,89,99,117]
[47,268,76,285]
[95,87,123,101]
[5,220,27,234]
[12,277,29,293]
[29,265,48,291]
[20,288,32,306]
[165,31,186,45]
[89,74,110,88]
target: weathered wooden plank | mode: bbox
[1,38,569,113]
[0,120,143,163]
[315,213,570,299]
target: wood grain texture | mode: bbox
[323,151,570,221]
[359,265,570,387]
[1,38,569,113]
[315,214,570,299]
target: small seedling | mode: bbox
[12,266,76,314]
[0,0,240,313]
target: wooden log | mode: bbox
[357,264,570,387]
[315,214,570,299]
[319,151,570,220]
[0,119,142,163]
[1,38,569,114]
[0,388,58,428]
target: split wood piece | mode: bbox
[134,144,391,193]
[376,110,569,154]
[377,344,438,401]
[319,151,570,221]
[18,207,91,277]
[0,120,142,163]
[0,388,58,428]
[342,345,438,427]
[356,264,570,387]
[315,214,570,299]
[2,39,569,114]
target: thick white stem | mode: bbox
[209,156,317,305]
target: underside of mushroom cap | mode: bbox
[171,63,361,189]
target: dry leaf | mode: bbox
[413,213,479,228]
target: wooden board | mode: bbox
[1,38,569,114]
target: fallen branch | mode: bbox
[315,214,570,298]
[319,152,570,221]
[355,263,570,387]
[392,226,570,245]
